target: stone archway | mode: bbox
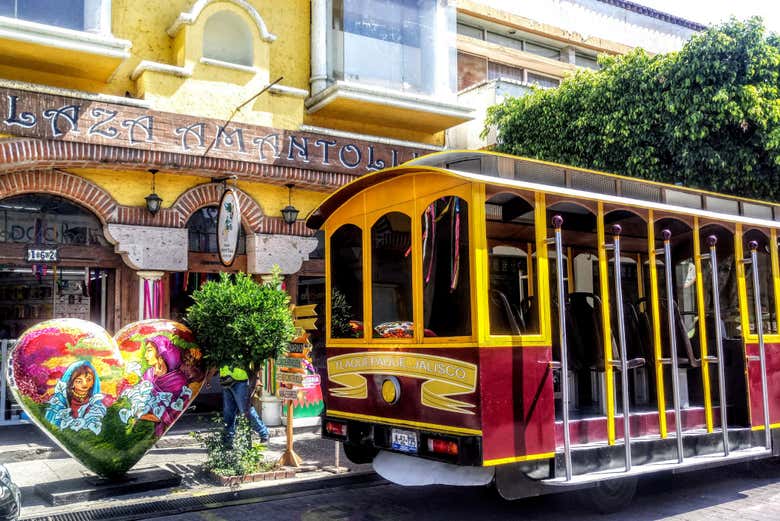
[171,183,264,232]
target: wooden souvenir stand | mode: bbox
[276,304,320,467]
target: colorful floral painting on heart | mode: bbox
[8,318,206,478]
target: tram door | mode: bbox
[546,202,606,420]
[698,225,748,428]
[603,210,653,413]
[652,218,705,433]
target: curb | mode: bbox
[20,470,384,521]
[0,425,322,461]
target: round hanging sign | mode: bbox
[217,187,241,266]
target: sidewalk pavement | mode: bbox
[0,413,374,520]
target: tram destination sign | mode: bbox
[0,87,433,177]
[26,247,58,263]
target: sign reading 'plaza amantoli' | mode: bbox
[0,88,432,176]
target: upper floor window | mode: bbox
[527,72,560,88]
[203,10,254,67]
[0,0,84,31]
[330,0,453,95]
[575,53,600,70]
[485,31,523,52]
[488,61,524,83]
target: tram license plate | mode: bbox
[391,428,418,454]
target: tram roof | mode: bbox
[306,150,780,230]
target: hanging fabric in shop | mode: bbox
[143,278,164,319]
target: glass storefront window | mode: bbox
[422,196,470,337]
[330,224,364,338]
[371,212,412,336]
[187,206,246,254]
[0,194,107,246]
[329,0,455,95]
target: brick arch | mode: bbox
[0,138,350,191]
[0,169,118,223]
[172,183,264,232]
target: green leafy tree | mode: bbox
[485,18,780,201]
[185,269,295,372]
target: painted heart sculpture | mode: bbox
[8,318,207,479]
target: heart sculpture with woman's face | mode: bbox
[8,318,207,478]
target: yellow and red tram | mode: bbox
[307,150,780,505]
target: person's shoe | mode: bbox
[259,435,269,443]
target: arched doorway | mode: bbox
[168,205,248,322]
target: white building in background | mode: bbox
[449,0,706,149]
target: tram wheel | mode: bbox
[343,442,378,464]
[575,477,638,514]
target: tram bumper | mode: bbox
[373,450,494,486]
[322,416,483,467]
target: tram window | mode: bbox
[330,224,364,338]
[372,212,413,337]
[485,193,539,335]
[422,197,470,337]
[744,230,777,335]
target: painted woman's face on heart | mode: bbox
[8,318,207,478]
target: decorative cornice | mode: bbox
[299,125,443,151]
[0,138,353,193]
[269,84,309,99]
[0,16,132,58]
[0,78,150,108]
[130,60,193,81]
[306,81,474,120]
[167,0,277,42]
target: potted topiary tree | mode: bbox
[185,269,295,429]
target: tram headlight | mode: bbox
[381,377,400,405]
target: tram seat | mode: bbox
[568,293,645,371]
[489,289,525,335]
[520,296,539,333]
[549,294,580,409]
[567,292,645,412]
[624,301,652,405]
[658,299,701,368]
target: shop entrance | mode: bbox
[0,193,121,424]
[169,205,248,411]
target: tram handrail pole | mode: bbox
[748,241,772,450]
[663,229,685,463]
[707,236,730,456]
[612,225,632,471]
[553,215,572,481]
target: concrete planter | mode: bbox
[210,468,295,486]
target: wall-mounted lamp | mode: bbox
[281,183,299,226]
[145,168,163,215]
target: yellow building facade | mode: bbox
[0,0,472,342]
